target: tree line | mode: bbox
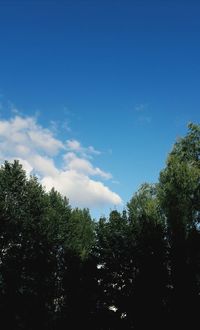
[0,123,199,329]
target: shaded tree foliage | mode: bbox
[0,123,199,329]
[158,123,200,328]
[127,184,168,330]
[0,161,57,329]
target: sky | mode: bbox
[0,0,200,219]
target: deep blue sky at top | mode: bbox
[0,0,200,210]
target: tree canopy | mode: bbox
[0,123,199,329]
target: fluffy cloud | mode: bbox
[0,116,64,157]
[42,171,121,208]
[64,152,112,179]
[0,115,122,209]
[66,139,101,157]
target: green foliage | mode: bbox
[45,188,71,243]
[127,183,165,230]
[0,161,57,329]
[0,122,199,329]
[158,122,200,327]
[127,183,168,329]
[64,208,95,259]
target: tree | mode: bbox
[0,161,57,329]
[158,123,200,328]
[94,210,131,329]
[0,123,199,329]
[63,208,95,260]
[57,208,97,330]
[127,184,168,330]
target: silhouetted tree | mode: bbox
[158,123,200,328]
[0,122,199,329]
[57,208,97,330]
[0,161,57,329]
[94,210,131,329]
[127,183,168,330]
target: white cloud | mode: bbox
[66,139,101,157]
[42,170,121,208]
[64,152,112,179]
[29,155,59,177]
[28,130,64,156]
[87,145,101,155]
[0,115,122,209]
[66,139,81,152]
[0,116,64,156]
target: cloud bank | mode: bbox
[0,115,122,208]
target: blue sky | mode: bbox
[0,0,200,218]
